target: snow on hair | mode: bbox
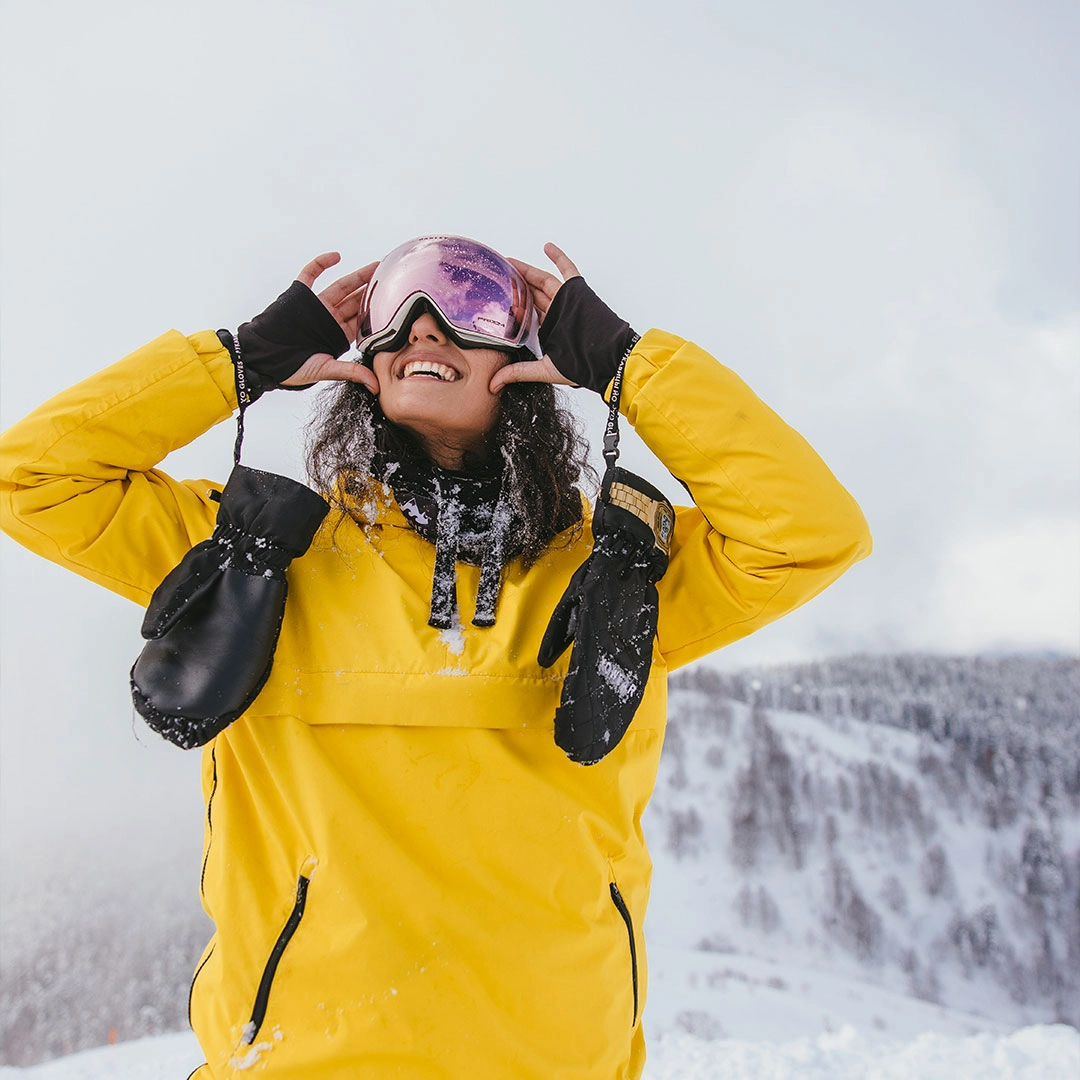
[304,380,595,566]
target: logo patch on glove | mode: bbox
[606,479,675,556]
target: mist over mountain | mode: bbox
[2,653,1077,1064]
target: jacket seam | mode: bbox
[631,371,793,563]
[2,340,230,597]
[620,345,805,659]
[661,568,798,665]
[188,942,216,1030]
[0,490,213,603]
[199,745,218,899]
[14,338,231,470]
[272,668,568,681]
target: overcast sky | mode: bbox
[1,2,1077,872]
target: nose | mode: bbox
[408,310,448,345]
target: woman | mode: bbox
[0,237,871,1079]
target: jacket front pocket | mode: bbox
[241,869,312,1046]
[609,881,639,1027]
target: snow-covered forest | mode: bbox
[2,653,1077,1067]
[647,653,1080,1037]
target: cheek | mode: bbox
[477,353,509,410]
[372,355,395,387]
[478,350,511,387]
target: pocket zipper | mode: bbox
[242,872,311,1045]
[609,881,639,1027]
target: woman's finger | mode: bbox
[327,360,380,393]
[337,283,368,310]
[507,258,561,301]
[543,242,581,280]
[332,284,369,327]
[521,286,553,320]
[509,246,582,320]
[489,355,576,393]
[297,252,342,289]
[319,261,378,307]
[281,354,380,392]
[507,261,560,319]
[507,257,555,289]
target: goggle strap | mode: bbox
[600,334,639,483]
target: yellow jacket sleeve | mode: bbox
[0,329,238,605]
[621,329,872,669]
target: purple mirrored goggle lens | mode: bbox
[355,236,541,364]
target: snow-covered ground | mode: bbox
[644,1025,1080,1079]
[2,1019,1076,1080]
[3,948,1077,1079]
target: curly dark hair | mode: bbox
[305,380,596,566]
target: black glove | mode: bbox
[538,468,675,764]
[538,277,640,393]
[221,281,350,397]
[131,465,329,749]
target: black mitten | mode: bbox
[538,468,675,764]
[131,465,329,748]
[538,277,640,393]
[224,281,350,396]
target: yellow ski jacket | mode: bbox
[0,327,870,1079]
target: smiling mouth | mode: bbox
[402,359,460,382]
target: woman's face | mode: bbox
[371,311,511,469]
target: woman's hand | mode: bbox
[489,243,581,393]
[495,242,638,396]
[280,253,380,393]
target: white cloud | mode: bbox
[933,516,1080,654]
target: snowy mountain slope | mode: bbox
[642,657,1080,1041]
[645,945,1010,1044]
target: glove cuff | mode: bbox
[600,468,675,558]
[217,329,269,404]
[236,281,350,389]
[216,465,330,557]
[537,277,638,393]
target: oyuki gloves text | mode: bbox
[538,467,675,764]
[131,465,329,748]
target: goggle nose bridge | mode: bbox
[354,235,542,365]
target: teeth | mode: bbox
[403,360,459,382]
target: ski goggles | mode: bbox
[355,235,541,365]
